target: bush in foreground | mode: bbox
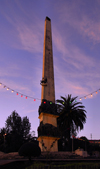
[18,142,41,162]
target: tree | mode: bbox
[0,127,6,144]
[5,111,31,138]
[0,128,7,152]
[21,116,31,139]
[56,95,87,144]
[18,142,41,163]
[80,136,88,141]
[0,110,32,152]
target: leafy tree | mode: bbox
[5,111,31,137]
[56,95,87,144]
[0,110,32,152]
[0,127,6,134]
[80,136,88,141]
[18,142,41,163]
[0,128,6,144]
[79,136,89,151]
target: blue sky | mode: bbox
[0,0,100,139]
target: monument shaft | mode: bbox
[41,17,55,103]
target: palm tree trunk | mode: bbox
[67,127,71,151]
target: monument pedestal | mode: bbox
[37,136,59,152]
[38,111,60,152]
[39,112,59,127]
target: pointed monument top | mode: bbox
[45,16,51,21]
[41,16,55,103]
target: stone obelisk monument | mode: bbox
[37,17,59,152]
[41,16,55,103]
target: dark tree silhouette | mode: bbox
[19,142,41,163]
[5,111,31,137]
[0,111,32,152]
[56,95,87,143]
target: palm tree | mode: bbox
[56,94,87,143]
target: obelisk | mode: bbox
[41,16,55,103]
[38,17,59,152]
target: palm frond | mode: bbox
[57,94,87,141]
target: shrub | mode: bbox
[18,142,41,162]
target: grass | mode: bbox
[0,151,100,169]
[1,161,100,169]
[26,161,100,169]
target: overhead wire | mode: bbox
[0,82,100,102]
[0,82,41,101]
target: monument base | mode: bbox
[37,136,60,152]
[38,112,59,127]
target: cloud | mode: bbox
[16,23,43,53]
[55,0,100,44]
[54,54,100,98]
[0,62,21,78]
[26,109,37,114]
[0,78,35,97]
[0,2,44,54]
[53,26,95,69]
[52,22,100,97]
[87,116,93,119]
[55,64,89,99]
[78,17,100,44]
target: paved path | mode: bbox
[0,159,29,166]
[0,160,15,166]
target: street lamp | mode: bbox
[3,133,7,144]
[3,133,7,152]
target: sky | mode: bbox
[0,0,100,140]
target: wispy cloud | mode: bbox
[55,64,90,99]
[53,24,100,98]
[26,109,37,114]
[0,80,35,96]
[77,16,100,44]
[56,0,100,44]
[16,23,43,53]
[0,2,44,54]
[0,62,21,78]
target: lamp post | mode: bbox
[3,133,6,143]
[72,135,74,153]
[3,133,7,153]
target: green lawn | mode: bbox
[1,161,100,169]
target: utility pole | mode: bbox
[85,140,86,151]
[3,133,6,144]
[91,133,92,140]
[3,133,7,153]
[72,135,74,153]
